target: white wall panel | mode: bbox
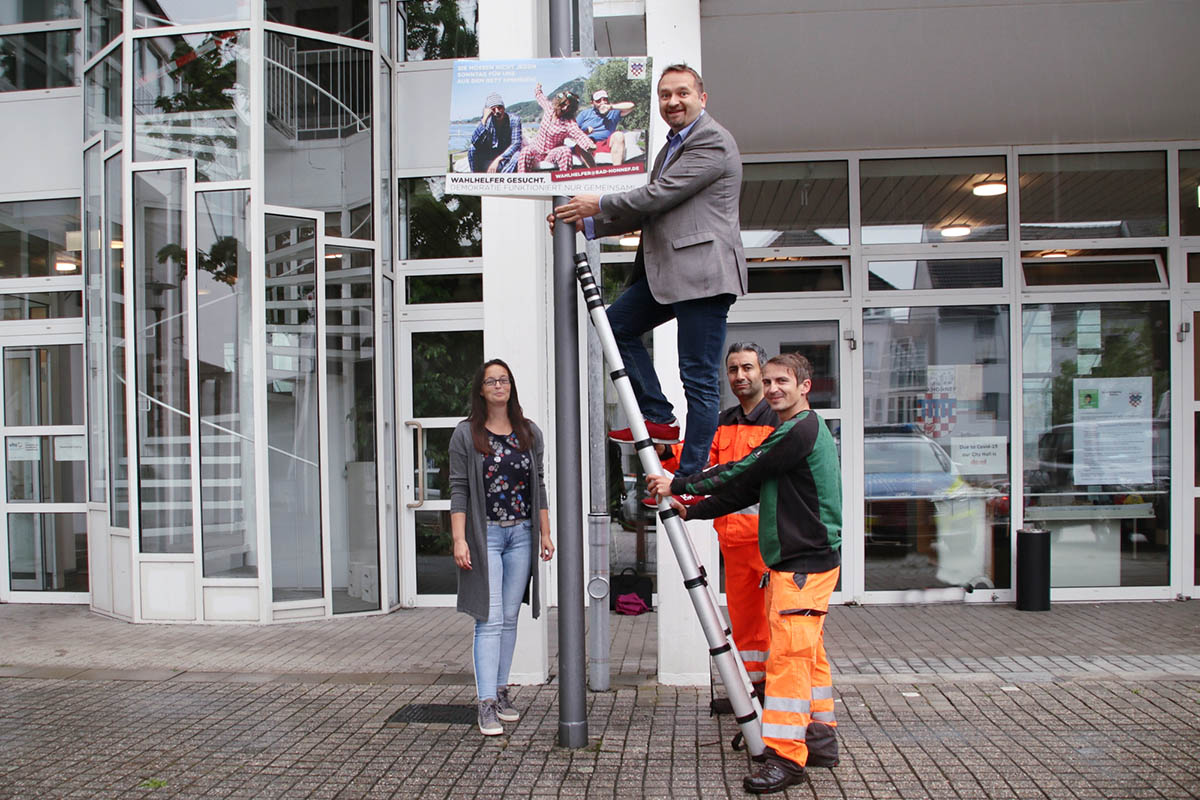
[139,561,196,620]
[87,509,111,613]
[394,64,452,174]
[111,533,132,618]
[0,93,82,198]
[203,586,260,621]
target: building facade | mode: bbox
[0,0,1197,682]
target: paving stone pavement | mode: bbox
[1,600,1198,799]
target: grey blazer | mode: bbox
[592,112,748,305]
[448,420,550,622]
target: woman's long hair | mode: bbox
[468,358,534,455]
[553,91,580,119]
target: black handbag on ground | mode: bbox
[609,567,653,610]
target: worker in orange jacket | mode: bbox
[655,343,838,768]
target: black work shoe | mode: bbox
[805,753,839,769]
[743,757,805,794]
[710,696,734,715]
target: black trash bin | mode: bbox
[1015,527,1050,611]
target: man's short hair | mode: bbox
[766,352,813,384]
[659,63,704,94]
[726,342,767,369]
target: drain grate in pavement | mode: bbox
[386,703,476,725]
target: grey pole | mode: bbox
[549,0,588,749]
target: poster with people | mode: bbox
[446,57,653,196]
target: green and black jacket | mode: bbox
[671,409,842,574]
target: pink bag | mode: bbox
[615,592,651,615]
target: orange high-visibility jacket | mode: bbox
[702,398,778,545]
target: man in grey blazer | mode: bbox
[552,64,747,478]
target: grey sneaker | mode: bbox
[495,686,519,722]
[477,698,503,736]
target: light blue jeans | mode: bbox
[473,519,532,700]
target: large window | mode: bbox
[105,155,127,526]
[265,0,369,41]
[0,30,77,92]
[135,0,248,28]
[2,0,77,25]
[404,0,476,61]
[85,46,121,148]
[1019,151,1167,240]
[132,169,193,555]
[0,198,82,279]
[741,161,849,248]
[399,176,480,260]
[1022,301,1170,588]
[1180,150,1200,237]
[861,305,1011,593]
[134,31,251,182]
[196,191,257,578]
[860,156,1008,244]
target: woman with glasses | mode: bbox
[449,359,555,735]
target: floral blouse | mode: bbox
[484,430,532,521]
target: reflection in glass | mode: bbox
[405,0,477,61]
[405,274,482,303]
[0,198,82,279]
[265,33,372,239]
[133,170,193,554]
[106,154,127,526]
[326,247,379,612]
[1022,301,1170,587]
[414,427,452,500]
[1180,151,1200,237]
[868,258,1003,291]
[414,509,455,594]
[1022,253,1164,287]
[860,156,1008,244]
[85,48,121,148]
[862,305,1011,592]
[85,0,121,60]
[134,0,249,28]
[740,161,849,248]
[134,31,251,181]
[0,31,77,92]
[3,0,76,25]
[265,214,323,602]
[746,259,845,294]
[382,278,398,605]
[196,191,257,578]
[5,345,83,426]
[1019,151,1167,240]
[0,292,82,320]
[7,513,88,593]
[85,146,106,503]
[410,330,482,418]
[400,177,480,259]
[7,437,85,503]
[265,0,370,40]
[380,65,393,268]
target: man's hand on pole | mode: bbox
[646,473,673,500]
[546,211,584,236]
[554,195,602,224]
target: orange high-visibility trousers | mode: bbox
[719,537,770,684]
[761,565,839,767]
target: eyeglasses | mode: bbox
[483,377,510,387]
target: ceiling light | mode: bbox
[972,181,1007,197]
[940,226,971,238]
[55,259,78,272]
[1042,251,1069,258]
[618,235,641,248]
[110,240,124,249]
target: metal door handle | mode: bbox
[405,420,425,509]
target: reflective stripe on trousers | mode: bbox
[762,565,839,767]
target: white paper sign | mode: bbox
[54,435,86,462]
[1072,377,1153,485]
[7,437,40,461]
[948,436,1007,475]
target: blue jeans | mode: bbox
[473,520,532,700]
[606,277,735,475]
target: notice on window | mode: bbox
[54,435,86,462]
[948,436,1007,475]
[7,437,40,461]
[446,57,653,196]
[1072,377,1153,485]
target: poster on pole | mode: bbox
[446,57,653,197]
[1071,376,1153,485]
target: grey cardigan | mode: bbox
[448,419,550,621]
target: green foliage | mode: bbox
[406,0,478,61]
[156,236,241,286]
[148,32,243,168]
[138,779,168,790]
[583,58,653,133]
[405,179,481,260]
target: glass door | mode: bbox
[721,311,854,604]
[0,335,88,602]
[398,321,482,604]
[1187,301,1200,598]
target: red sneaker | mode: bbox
[640,494,703,509]
[609,420,681,445]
